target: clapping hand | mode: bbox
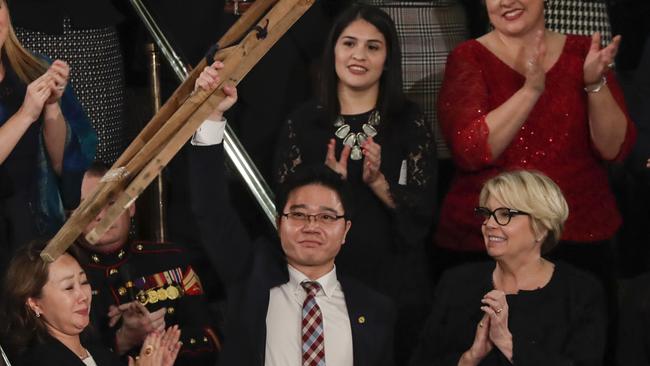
[128,326,181,366]
[462,313,494,365]
[44,60,69,105]
[111,301,167,354]
[583,32,621,86]
[480,290,513,360]
[361,137,382,186]
[19,72,55,123]
[325,138,351,179]
[523,29,547,93]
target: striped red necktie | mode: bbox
[301,281,325,366]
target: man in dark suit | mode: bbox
[188,64,396,366]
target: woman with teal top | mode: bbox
[0,0,96,274]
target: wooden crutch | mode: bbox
[41,0,315,262]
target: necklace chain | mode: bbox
[333,110,380,160]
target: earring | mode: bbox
[35,311,41,318]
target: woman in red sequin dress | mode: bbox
[435,0,636,273]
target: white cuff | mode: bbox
[191,118,226,146]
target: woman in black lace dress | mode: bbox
[274,4,436,362]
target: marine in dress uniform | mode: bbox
[74,240,220,366]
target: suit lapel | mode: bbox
[248,239,290,364]
[46,337,87,366]
[339,276,370,366]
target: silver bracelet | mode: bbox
[584,75,607,93]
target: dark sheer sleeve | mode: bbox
[437,42,493,172]
[387,105,437,249]
[274,117,303,185]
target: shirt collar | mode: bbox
[287,264,339,299]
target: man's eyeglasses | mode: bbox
[281,212,346,225]
[474,207,530,226]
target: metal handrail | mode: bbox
[128,0,277,229]
[0,344,11,366]
[129,0,189,81]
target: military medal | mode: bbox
[166,285,180,300]
[157,288,168,301]
[137,291,148,305]
[147,289,159,304]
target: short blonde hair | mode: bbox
[479,170,569,254]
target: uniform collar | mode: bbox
[80,245,128,267]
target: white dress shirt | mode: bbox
[191,118,226,146]
[81,354,98,366]
[264,265,353,366]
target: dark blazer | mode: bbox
[410,262,606,366]
[188,144,396,366]
[18,336,123,366]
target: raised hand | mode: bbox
[522,29,546,93]
[361,137,382,186]
[481,290,513,360]
[584,32,621,86]
[324,138,351,179]
[194,60,238,115]
[45,60,69,104]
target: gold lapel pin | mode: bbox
[358,316,365,324]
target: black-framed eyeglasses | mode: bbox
[282,212,346,225]
[474,207,530,226]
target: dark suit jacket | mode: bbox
[188,143,396,366]
[18,336,123,366]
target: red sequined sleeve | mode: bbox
[596,69,637,162]
[438,44,492,171]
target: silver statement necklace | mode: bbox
[333,110,380,160]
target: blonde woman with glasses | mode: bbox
[411,170,606,366]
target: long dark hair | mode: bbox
[319,3,404,131]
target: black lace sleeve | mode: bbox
[274,117,303,186]
[387,104,438,249]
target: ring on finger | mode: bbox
[143,345,154,356]
[496,308,503,314]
